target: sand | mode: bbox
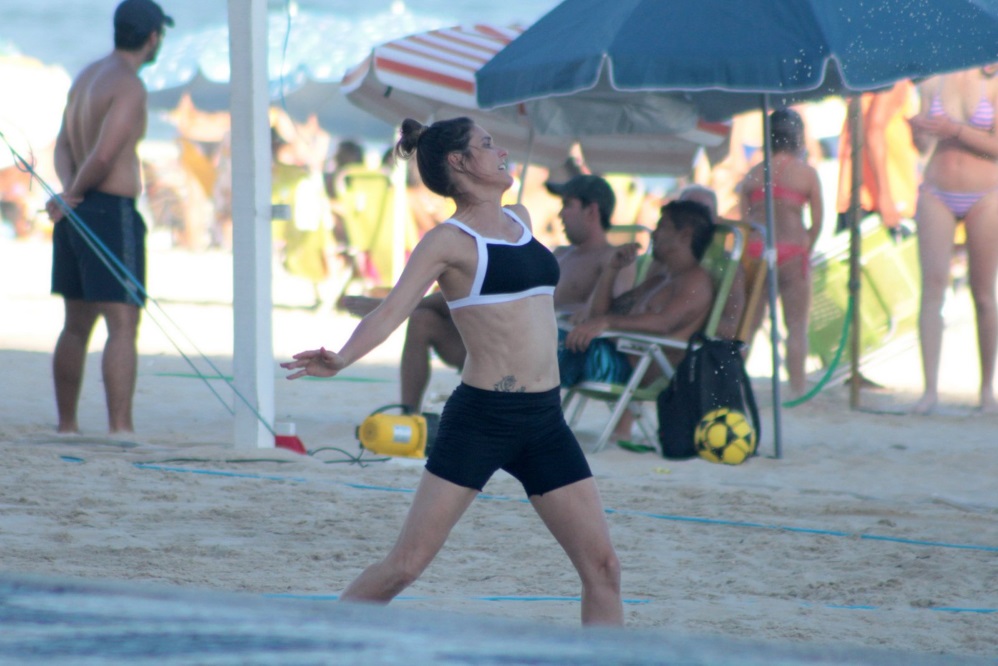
[1,234,995,660]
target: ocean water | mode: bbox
[3,0,562,77]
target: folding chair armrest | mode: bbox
[597,329,680,379]
[600,329,688,351]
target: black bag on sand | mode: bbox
[656,333,761,459]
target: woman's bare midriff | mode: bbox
[451,295,561,393]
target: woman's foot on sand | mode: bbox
[976,392,998,414]
[912,393,938,415]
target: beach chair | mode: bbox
[562,223,746,453]
[335,166,418,297]
[807,222,912,369]
[733,221,768,344]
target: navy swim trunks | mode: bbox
[51,191,146,305]
[425,383,593,497]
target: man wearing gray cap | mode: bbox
[47,0,173,434]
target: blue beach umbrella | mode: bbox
[477,0,998,118]
[477,0,998,456]
[142,8,449,138]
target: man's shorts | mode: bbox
[557,328,632,387]
[425,383,592,497]
[51,191,146,305]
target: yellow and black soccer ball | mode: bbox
[694,407,756,465]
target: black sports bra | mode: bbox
[443,209,559,309]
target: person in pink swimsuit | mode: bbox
[909,64,998,414]
[739,109,823,399]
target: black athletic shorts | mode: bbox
[425,383,593,497]
[51,191,146,305]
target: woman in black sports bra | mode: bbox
[281,117,623,625]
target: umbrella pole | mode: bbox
[762,94,783,459]
[516,127,535,205]
[847,96,864,410]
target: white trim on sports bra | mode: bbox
[444,208,555,309]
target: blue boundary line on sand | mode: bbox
[266,593,651,604]
[127,462,998,554]
[263,593,996,614]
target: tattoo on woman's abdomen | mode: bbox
[494,375,526,392]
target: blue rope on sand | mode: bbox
[264,592,995,614]
[129,462,998,554]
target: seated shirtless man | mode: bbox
[560,200,716,390]
[340,174,635,413]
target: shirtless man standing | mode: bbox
[340,174,635,413]
[47,0,172,434]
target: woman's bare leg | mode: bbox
[530,478,622,625]
[914,193,956,414]
[777,257,812,399]
[341,471,478,602]
[963,195,998,412]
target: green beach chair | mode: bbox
[562,223,746,453]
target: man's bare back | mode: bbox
[56,53,147,207]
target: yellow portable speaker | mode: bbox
[356,405,439,459]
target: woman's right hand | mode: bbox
[909,114,959,141]
[281,347,346,379]
[907,114,939,153]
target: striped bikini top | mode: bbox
[928,85,995,130]
[442,209,559,310]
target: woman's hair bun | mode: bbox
[396,118,425,159]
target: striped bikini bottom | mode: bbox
[920,183,998,219]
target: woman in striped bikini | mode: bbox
[910,65,998,414]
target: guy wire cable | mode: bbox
[1,130,276,436]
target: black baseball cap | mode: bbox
[114,0,174,39]
[545,174,616,224]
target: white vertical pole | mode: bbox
[391,155,407,283]
[229,0,274,448]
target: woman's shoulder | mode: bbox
[423,219,469,243]
[503,203,533,228]
[407,222,477,271]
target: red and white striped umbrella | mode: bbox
[342,24,730,175]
